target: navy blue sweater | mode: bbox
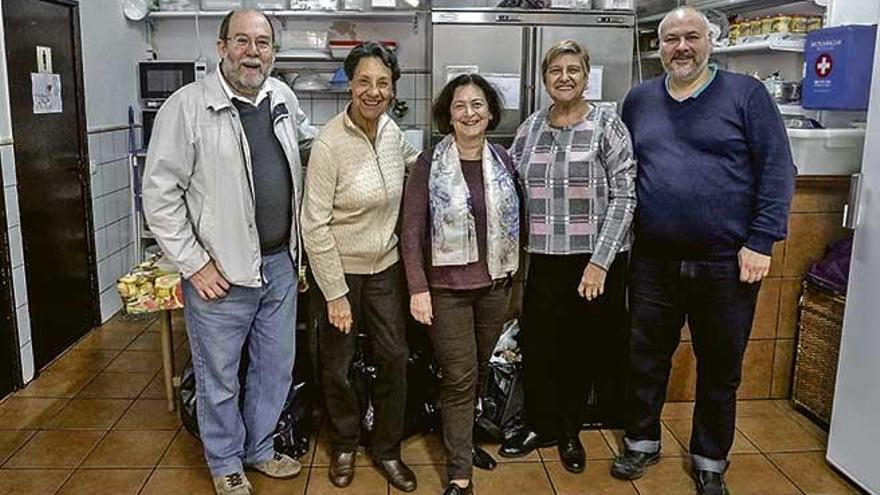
[621,70,796,259]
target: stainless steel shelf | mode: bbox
[149,10,424,21]
[641,36,805,60]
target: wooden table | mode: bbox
[117,265,183,412]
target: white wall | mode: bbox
[827,0,880,26]
[79,0,150,322]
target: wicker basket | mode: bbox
[791,278,846,427]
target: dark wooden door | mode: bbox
[0,181,21,397]
[3,0,98,370]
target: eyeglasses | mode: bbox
[451,99,488,115]
[225,35,274,53]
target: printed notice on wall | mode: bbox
[446,65,479,83]
[484,73,521,111]
[32,73,62,114]
[583,65,603,101]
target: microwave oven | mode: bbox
[138,60,208,100]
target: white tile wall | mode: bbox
[15,305,30,347]
[1,146,14,186]
[87,128,135,323]
[12,265,28,308]
[20,342,34,383]
[8,225,22,268]
[3,186,18,227]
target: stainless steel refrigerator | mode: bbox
[430,7,635,143]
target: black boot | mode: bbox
[472,445,497,470]
[558,436,586,473]
[498,429,556,458]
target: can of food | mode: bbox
[740,19,754,37]
[772,15,792,33]
[761,16,775,35]
[806,16,823,32]
[728,22,740,44]
[791,15,807,34]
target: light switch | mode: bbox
[36,46,52,73]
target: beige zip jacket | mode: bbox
[143,70,316,287]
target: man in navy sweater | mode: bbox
[610,7,795,495]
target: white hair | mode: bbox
[658,6,711,38]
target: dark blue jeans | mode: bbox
[623,250,760,473]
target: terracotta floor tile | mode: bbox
[104,350,163,374]
[4,430,105,468]
[0,430,36,465]
[15,370,97,398]
[725,453,800,494]
[46,348,122,373]
[126,331,163,351]
[737,415,826,453]
[662,418,759,454]
[113,399,181,430]
[140,467,215,495]
[631,457,697,495]
[0,469,71,494]
[160,429,208,467]
[661,402,695,419]
[602,424,686,457]
[138,372,168,399]
[82,429,176,468]
[736,399,792,418]
[0,397,68,429]
[77,372,154,399]
[306,466,388,495]
[768,452,860,495]
[539,430,614,461]
[472,461,554,494]
[77,326,144,350]
[249,468,309,495]
[545,460,640,495]
[57,468,151,495]
[44,398,132,430]
[401,432,446,466]
[390,464,444,494]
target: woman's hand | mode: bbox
[578,262,607,301]
[327,296,353,334]
[410,291,433,325]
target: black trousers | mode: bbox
[318,263,409,460]
[521,252,629,439]
[624,250,761,463]
[429,283,510,480]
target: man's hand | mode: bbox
[410,292,433,325]
[327,296,354,334]
[578,262,607,301]
[189,260,230,300]
[738,247,771,283]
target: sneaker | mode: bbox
[693,468,730,495]
[610,448,661,480]
[247,452,302,479]
[212,471,252,495]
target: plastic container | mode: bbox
[787,128,866,175]
[201,0,242,10]
[158,0,198,10]
[245,0,287,8]
[803,25,878,111]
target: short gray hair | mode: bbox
[658,7,711,38]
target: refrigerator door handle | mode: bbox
[523,26,537,118]
[843,172,863,229]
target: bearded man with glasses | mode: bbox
[143,9,316,495]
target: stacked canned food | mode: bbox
[728,14,823,45]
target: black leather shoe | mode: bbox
[558,436,586,474]
[441,481,473,495]
[498,429,556,458]
[609,448,661,480]
[472,445,497,470]
[328,450,356,488]
[375,458,417,492]
[693,469,729,495]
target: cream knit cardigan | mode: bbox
[301,107,419,301]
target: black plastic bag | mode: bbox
[273,378,312,459]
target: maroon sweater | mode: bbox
[401,146,516,294]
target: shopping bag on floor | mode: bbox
[476,320,525,442]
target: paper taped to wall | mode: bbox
[583,65,603,101]
[32,73,62,114]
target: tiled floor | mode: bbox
[0,312,865,495]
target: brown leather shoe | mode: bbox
[374,458,417,492]
[328,450,356,488]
